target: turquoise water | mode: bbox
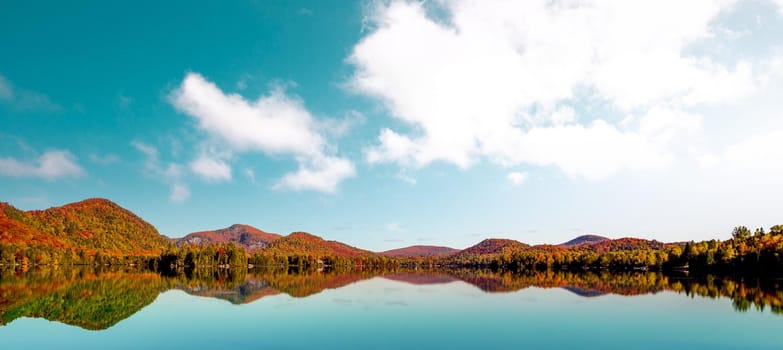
[1,270,783,349]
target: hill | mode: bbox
[380,245,459,257]
[456,238,530,256]
[264,232,375,258]
[559,234,609,247]
[175,224,281,252]
[0,198,169,257]
[572,237,665,253]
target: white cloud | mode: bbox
[507,171,528,186]
[366,128,418,165]
[0,150,85,180]
[774,0,783,14]
[171,72,324,157]
[351,1,773,180]
[190,154,232,182]
[170,183,191,203]
[131,140,158,159]
[396,171,417,185]
[722,130,783,173]
[276,155,356,193]
[170,72,355,192]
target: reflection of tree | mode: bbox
[0,267,165,330]
[443,269,783,314]
[3,267,783,332]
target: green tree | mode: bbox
[732,226,751,242]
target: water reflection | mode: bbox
[1,267,782,330]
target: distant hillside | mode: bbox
[572,237,665,253]
[559,234,609,247]
[0,198,168,256]
[264,232,375,257]
[380,245,460,257]
[457,238,530,256]
[175,224,282,252]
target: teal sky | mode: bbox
[2,0,783,251]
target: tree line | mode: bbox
[2,224,783,275]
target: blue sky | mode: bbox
[2,0,783,250]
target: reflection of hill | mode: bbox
[3,267,783,331]
[0,268,165,330]
[561,286,606,297]
[174,270,281,304]
[446,269,668,295]
[262,269,374,298]
[382,272,457,285]
[171,268,377,302]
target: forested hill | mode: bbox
[3,198,783,273]
[380,245,460,257]
[263,232,375,258]
[559,234,609,247]
[174,224,282,252]
[0,198,169,260]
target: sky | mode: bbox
[1,0,783,251]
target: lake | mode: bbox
[1,267,782,349]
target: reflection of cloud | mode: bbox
[386,300,408,306]
[333,298,353,305]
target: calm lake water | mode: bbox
[1,268,782,349]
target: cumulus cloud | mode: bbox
[507,171,528,186]
[170,72,355,192]
[351,0,773,180]
[190,154,232,182]
[276,156,356,193]
[0,150,85,180]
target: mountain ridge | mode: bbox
[1,198,169,257]
[559,234,610,247]
[174,224,282,252]
[1,198,675,263]
[380,245,460,257]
